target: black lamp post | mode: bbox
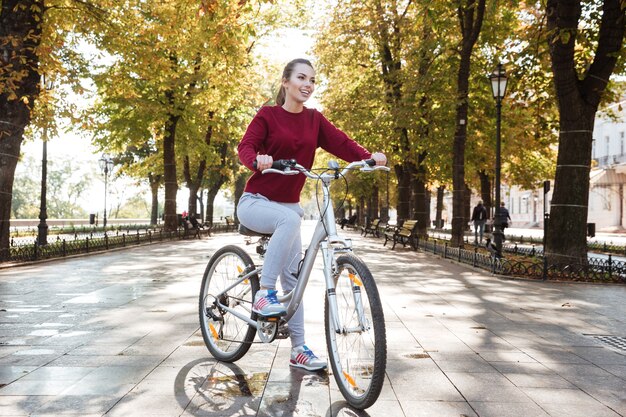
[489,63,508,257]
[37,75,55,246]
[99,155,114,229]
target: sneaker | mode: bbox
[252,289,286,317]
[290,345,327,371]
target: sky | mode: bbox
[17,27,318,219]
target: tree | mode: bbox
[87,0,303,232]
[0,0,44,259]
[12,155,91,219]
[449,0,487,247]
[545,0,625,264]
[0,0,109,259]
[315,1,456,232]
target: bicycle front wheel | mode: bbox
[199,245,259,362]
[325,253,387,409]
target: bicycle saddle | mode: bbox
[238,224,272,237]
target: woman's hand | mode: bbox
[371,152,387,166]
[255,154,273,171]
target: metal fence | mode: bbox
[6,222,236,264]
[413,235,626,283]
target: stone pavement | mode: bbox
[0,221,625,417]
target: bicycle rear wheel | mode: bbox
[199,245,259,362]
[325,253,386,409]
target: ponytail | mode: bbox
[276,86,286,106]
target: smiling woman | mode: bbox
[235,57,387,369]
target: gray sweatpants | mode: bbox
[237,192,305,348]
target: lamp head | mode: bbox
[489,63,508,100]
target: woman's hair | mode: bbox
[275,58,314,106]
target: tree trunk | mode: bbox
[149,177,159,225]
[183,112,214,219]
[478,170,492,219]
[163,109,180,232]
[435,186,445,229]
[450,0,486,247]
[233,172,247,224]
[371,185,379,219]
[197,190,205,223]
[205,189,218,226]
[204,141,230,225]
[412,153,429,236]
[545,0,624,264]
[0,0,43,260]
[394,162,412,221]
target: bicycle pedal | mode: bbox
[276,323,290,339]
[256,312,286,321]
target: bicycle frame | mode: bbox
[212,160,388,333]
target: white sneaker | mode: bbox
[290,345,327,371]
[252,289,286,317]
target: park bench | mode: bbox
[338,214,358,230]
[180,216,201,239]
[224,216,237,232]
[362,218,382,238]
[383,219,419,250]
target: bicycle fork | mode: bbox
[321,242,369,334]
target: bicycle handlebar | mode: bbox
[252,159,297,171]
[252,158,389,178]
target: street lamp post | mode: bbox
[99,155,114,229]
[37,75,55,246]
[489,63,508,257]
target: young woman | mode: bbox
[237,58,386,371]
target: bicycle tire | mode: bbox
[199,245,259,362]
[325,253,386,409]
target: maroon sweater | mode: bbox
[238,106,371,203]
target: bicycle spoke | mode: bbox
[199,246,259,362]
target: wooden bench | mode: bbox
[338,215,358,230]
[180,217,201,239]
[224,216,237,232]
[362,218,381,238]
[384,219,419,250]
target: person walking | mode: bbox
[471,200,488,244]
[236,58,387,372]
[498,201,512,233]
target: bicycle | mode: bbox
[198,158,388,409]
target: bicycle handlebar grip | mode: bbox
[252,159,297,171]
[364,159,376,167]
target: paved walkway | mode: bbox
[0,222,625,417]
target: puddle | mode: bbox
[204,372,268,397]
[405,353,430,359]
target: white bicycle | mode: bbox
[199,159,388,409]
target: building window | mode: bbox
[606,136,610,156]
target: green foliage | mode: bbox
[12,155,91,219]
[315,0,563,201]
[115,192,150,218]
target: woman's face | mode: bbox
[282,63,315,104]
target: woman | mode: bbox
[237,58,386,371]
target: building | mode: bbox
[588,100,626,231]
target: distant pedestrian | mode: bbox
[497,202,511,232]
[471,201,488,244]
